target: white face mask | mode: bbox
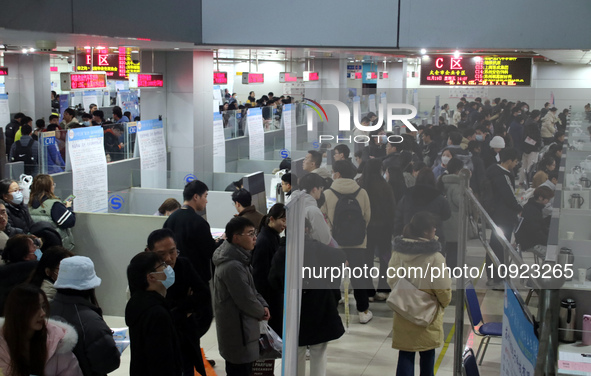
[11,191,23,205]
[441,156,451,166]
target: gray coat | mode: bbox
[441,174,462,243]
[212,240,268,364]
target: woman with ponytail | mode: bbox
[388,212,452,376]
[251,203,286,334]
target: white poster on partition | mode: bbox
[283,104,293,152]
[82,91,99,113]
[501,284,538,376]
[380,92,387,125]
[247,107,265,160]
[213,112,226,172]
[213,85,222,113]
[67,126,108,213]
[0,94,10,127]
[135,119,167,189]
[368,94,376,113]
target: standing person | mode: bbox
[5,112,25,156]
[251,203,286,334]
[231,188,265,230]
[388,212,452,376]
[541,107,559,145]
[9,123,39,175]
[332,144,351,162]
[297,173,333,245]
[520,110,542,186]
[482,136,505,169]
[0,285,83,376]
[439,158,464,269]
[358,159,396,301]
[0,234,40,314]
[125,251,183,376]
[515,186,553,251]
[484,148,522,289]
[321,160,372,324]
[145,229,213,376]
[280,173,294,204]
[28,246,74,302]
[103,124,125,162]
[212,217,269,376]
[0,179,34,235]
[112,106,130,123]
[28,174,76,250]
[268,218,346,376]
[163,180,217,283]
[61,109,79,130]
[303,150,331,181]
[50,256,121,376]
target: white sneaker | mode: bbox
[368,296,375,302]
[374,292,388,301]
[359,310,373,324]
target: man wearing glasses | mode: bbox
[146,228,213,376]
[212,217,270,376]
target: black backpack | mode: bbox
[11,139,35,174]
[329,187,366,246]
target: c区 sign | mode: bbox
[76,47,140,80]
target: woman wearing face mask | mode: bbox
[0,234,40,315]
[49,256,121,376]
[0,284,83,376]
[0,179,34,235]
[251,203,286,335]
[29,174,76,251]
[28,246,74,302]
[432,150,453,181]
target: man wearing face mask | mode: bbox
[145,228,213,376]
[126,251,182,376]
[80,113,93,127]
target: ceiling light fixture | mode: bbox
[96,46,105,50]
[420,49,427,55]
[454,50,460,58]
[29,48,35,52]
[22,48,27,53]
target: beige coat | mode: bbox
[541,112,558,138]
[388,237,452,352]
[321,178,371,249]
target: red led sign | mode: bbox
[366,72,377,79]
[76,47,140,79]
[214,72,228,84]
[0,67,8,76]
[70,74,107,89]
[307,72,319,81]
[285,73,297,82]
[50,66,58,72]
[354,72,362,79]
[137,74,164,88]
[420,56,532,86]
[248,73,264,83]
[383,72,389,78]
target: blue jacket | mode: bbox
[508,120,524,153]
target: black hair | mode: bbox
[64,108,76,117]
[231,188,252,207]
[92,110,104,119]
[281,173,291,184]
[529,110,541,120]
[81,113,92,120]
[360,116,370,124]
[113,107,123,118]
[499,147,520,163]
[226,216,255,244]
[412,161,426,172]
[147,228,176,251]
[28,246,74,287]
[127,252,161,296]
[21,124,32,136]
[260,203,286,231]
[456,102,464,109]
[279,158,291,171]
[124,111,132,119]
[446,157,464,174]
[462,128,475,138]
[48,115,59,122]
[298,173,326,193]
[467,140,481,153]
[112,123,124,132]
[333,144,351,159]
[539,156,556,172]
[367,112,377,118]
[306,150,322,169]
[0,179,15,197]
[332,160,357,179]
[547,170,559,181]
[1,234,32,263]
[402,211,438,240]
[35,119,45,130]
[415,167,436,187]
[448,132,462,146]
[182,180,208,202]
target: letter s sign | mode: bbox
[280,149,289,159]
[109,195,124,212]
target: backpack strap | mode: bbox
[26,139,34,148]
[329,187,361,200]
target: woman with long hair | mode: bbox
[359,159,396,301]
[388,212,452,376]
[532,156,556,189]
[49,257,120,376]
[28,174,76,250]
[251,203,286,334]
[0,284,82,376]
[28,246,74,302]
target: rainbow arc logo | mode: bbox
[303,98,328,122]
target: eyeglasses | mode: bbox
[238,231,257,239]
[151,262,168,273]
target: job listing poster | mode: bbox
[283,104,294,152]
[247,107,265,160]
[67,126,108,213]
[136,119,167,188]
[213,112,226,172]
[0,94,10,127]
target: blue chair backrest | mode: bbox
[465,281,483,326]
[463,348,480,376]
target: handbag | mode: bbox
[259,321,282,360]
[387,273,439,327]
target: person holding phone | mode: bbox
[29,174,76,251]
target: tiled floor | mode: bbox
[105,237,539,375]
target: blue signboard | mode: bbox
[109,194,124,212]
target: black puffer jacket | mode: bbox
[0,260,37,315]
[50,291,121,376]
[393,184,451,244]
[485,164,522,226]
[5,201,33,234]
[522,120,542,154]
[515,198,550,250]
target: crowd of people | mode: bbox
[219,91,295,133]
[0,96,569,376]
